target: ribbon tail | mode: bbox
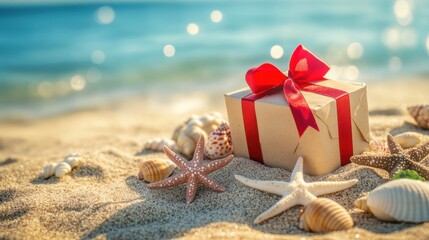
[283,79,319,136]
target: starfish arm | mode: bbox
[148,173,188,188]
[163,146,189,170]
[186,176,198,204]
[201,155,234,174]
[387,134,403,154]
[192,135,205,164]
[254,193,299,224]
[408,161,429,180]
[198,174,225,192]
[351,155,397,172]
[389,164,408,179]
[235,175,291,196]
[306,179,359,196]
[405,142,429,162]
[290,157,304,181]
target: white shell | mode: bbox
[63,154,82,168]
[299,198,354,233]
[55,162,72,177]
[355,179,429,222]
[39,163,58,179]
[172,112,225,158]
[393,132,421,149]
[144,138,178,152]
[204,122,233,160]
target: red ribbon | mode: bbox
[241,45,353,166]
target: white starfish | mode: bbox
[235,156,359,224]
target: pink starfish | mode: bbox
[148,136,234,203]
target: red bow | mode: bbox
[245,45,330,136]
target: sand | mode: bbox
[1,77,429,240]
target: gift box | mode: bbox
[224,45,370,176]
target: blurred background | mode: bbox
[0,0,428,119]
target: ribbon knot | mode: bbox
[245,45,330,136]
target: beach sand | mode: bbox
[1,77,429,240]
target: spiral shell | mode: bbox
[393,132,422,149]
[172,112,225,158]
[299,198,354,233]
[354,179,429,222]
[144,138,178,152]
[204,122,233,160]
[39,163,58,179]
[138,159,176,183]
[63,154,82,168]
[55,162,72,178]
[407,104,429,130]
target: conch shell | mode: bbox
[143,138,178,152]
[172,112,225,158]
[299,198,354,233]
[39,163,58,179]
[138,159,176,183]
[408,104,429,130]
[393,132,422,149]
[55,162,72,178]
[354,179,429,223]
[204,122,233,160]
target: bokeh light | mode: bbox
[388,57,402,71]
[95,6,115,25]
[426,36,429,54]
[210,10,223,23]
[344,65,359,81]
[187,23,199,35]
[394,0,412,26]
[382,27,400,49]
[347,42,364,59]
[70,75,86,91]
[163,44,176,57]
[270,45,284,59]
[91,50,105,64]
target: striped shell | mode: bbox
[354,179,429,222]
[204,122,233,160]
[299,198,354,233]
[144,137,178,152]
[393,132,421,149]
[407,104,429,130]
[369,138,389,153]
[55,162,72,177]
[138,159,176,183]
[39,163,58,179]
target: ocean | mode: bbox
[0,0,428,119]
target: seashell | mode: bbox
[39,163,58,179]
[354,179,429,222]
[143,137,178,152]
[407,104,429,130]
[393,132,422,149]
[204,122,233,160]
[369,138,389,153]
[299,198,354,233]
[63,154,82,168]
[172,112,225,158]
[55,162,72,178]
[138,159,176,183]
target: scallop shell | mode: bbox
[369,138,389,153]
[299,198,354,233]
[55,162,72,178]
[354,179,429,222]
[204,122,233,160]
[393,132,422,149]
[172,112,225,158]
[407,104,429,130]
[138,159,176,183]
[144,137,178,152]
[63,154,82,168]
[39,163,58,179]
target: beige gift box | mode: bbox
[224,79,370,176]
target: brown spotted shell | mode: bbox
[407,104,429,130]
[204,122,233,160]
[138,159,176,183]
[299,198,354,233]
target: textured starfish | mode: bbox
[351,134,429,179]
[148,136,234,204]
[235,157,358,224]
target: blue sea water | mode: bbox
[0,0,428,118]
